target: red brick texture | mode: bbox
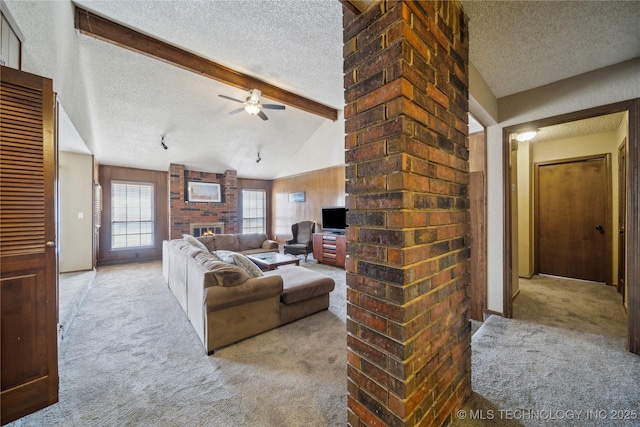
[343,1,470,426]
[168,164,238,239]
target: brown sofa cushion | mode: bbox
[238,233,267,251]
[268,267,335,304]
[204,275,283,311]
[213,234,240,251]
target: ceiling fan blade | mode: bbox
[229,107,245,115]
[257,111,269,121]
[218,94,245,103]
[262,104,285,110]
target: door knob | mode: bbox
[45,241,56,248]
[595,225,604,234]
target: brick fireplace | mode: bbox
[168,164,238,239]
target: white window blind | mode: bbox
[242,190,265,234]
[111,182,155,249]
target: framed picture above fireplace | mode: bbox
[187,181,221,203]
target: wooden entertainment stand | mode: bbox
[313,233,346,268]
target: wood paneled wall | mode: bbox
[469,131,486,172]
[98,165,168,265]
[271,165,345,243]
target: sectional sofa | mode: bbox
[162,233,335,354]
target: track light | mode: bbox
[256,152,262,163]
[160,136,168,150]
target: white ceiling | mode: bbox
[461,0,640,98]
[527,112,626,144]
[5,0,640,178]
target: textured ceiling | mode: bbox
[460,0,640,98]
[529,112,626,144]
[5,0,639,178]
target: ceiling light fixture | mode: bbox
[516,130,538,142]
[256,152,262,163]
[244,104,261,115]
[160,135,168,150]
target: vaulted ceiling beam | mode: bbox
[74,7,338,121]
[340,0,378,14]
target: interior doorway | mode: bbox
[502,100,639,354]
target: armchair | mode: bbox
[283,221,315,261]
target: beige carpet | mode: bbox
[513,274,628,337]
[10,264,638,427]
[453,275,638,427]
[9,259,348,427]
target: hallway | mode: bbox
[514,275,627,337]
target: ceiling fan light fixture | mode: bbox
[244,104,261,115]
[516,130,538,142]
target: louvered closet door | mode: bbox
[0,66,58,425]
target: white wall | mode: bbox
[471,58,640,314]
[59,152,94,272]
[274,110,345,179]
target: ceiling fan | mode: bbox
[218,89,285,121]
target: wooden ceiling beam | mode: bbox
[74,7,338,121]
[340,1,378,14]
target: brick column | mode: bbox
[343,1,470,426]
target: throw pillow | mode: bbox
[213,250,236,264]
[211,263,251,287]
[230,253,264,278]
[197,235,216,252]
[183,234,208,252]
[208,252,222,262]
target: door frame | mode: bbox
[503,99,640,354]
[533,154,612,283]
[618,140,627,302]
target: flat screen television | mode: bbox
[321,207,348,234]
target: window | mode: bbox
[111,182,154,249]
[0,8,24,69]
[242,190,266,234]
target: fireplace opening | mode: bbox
[190,222,224,237]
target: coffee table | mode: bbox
[246,252,300,270]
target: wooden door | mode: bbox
[618,141,626,301]
[469,128,487,321]
[535,156,610,283]
[0,66,58,424]
[469,171,487,321]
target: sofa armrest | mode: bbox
[262,239,279,250]
[204,275,283,312]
